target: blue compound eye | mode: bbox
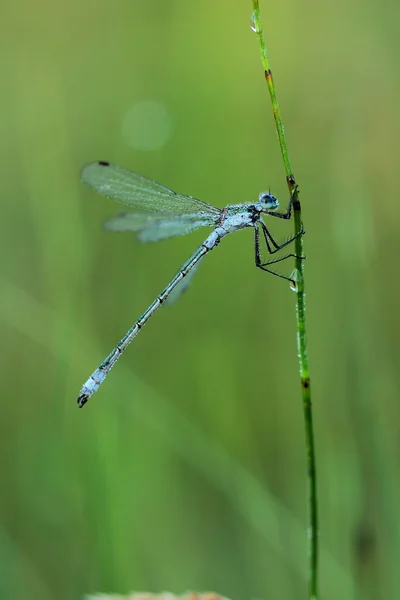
[259,192,279,210]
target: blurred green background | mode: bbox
[1,0,399,598]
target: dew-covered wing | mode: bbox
[104,211,215,242]
[82,162,220,216]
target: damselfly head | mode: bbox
[259,192,279,210]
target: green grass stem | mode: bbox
[251,3,317,598]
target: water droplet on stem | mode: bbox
[289,269,300,292]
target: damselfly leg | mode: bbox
[254,224,302,282]
[254,187,305,283]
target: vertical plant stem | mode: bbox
[251,2,317,599]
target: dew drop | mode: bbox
[289,269,300,292]
[250,13,257,32]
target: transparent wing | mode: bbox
[81,162,220,216]
[165,255,205,306]
[104,211,216,242]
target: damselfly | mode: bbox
[77,161,303,407]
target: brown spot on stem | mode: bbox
[293,198,301,211]
[287,173,296,186]
[98,161,110,167]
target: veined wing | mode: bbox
[104,211,216,242]
[81,162,220,216]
